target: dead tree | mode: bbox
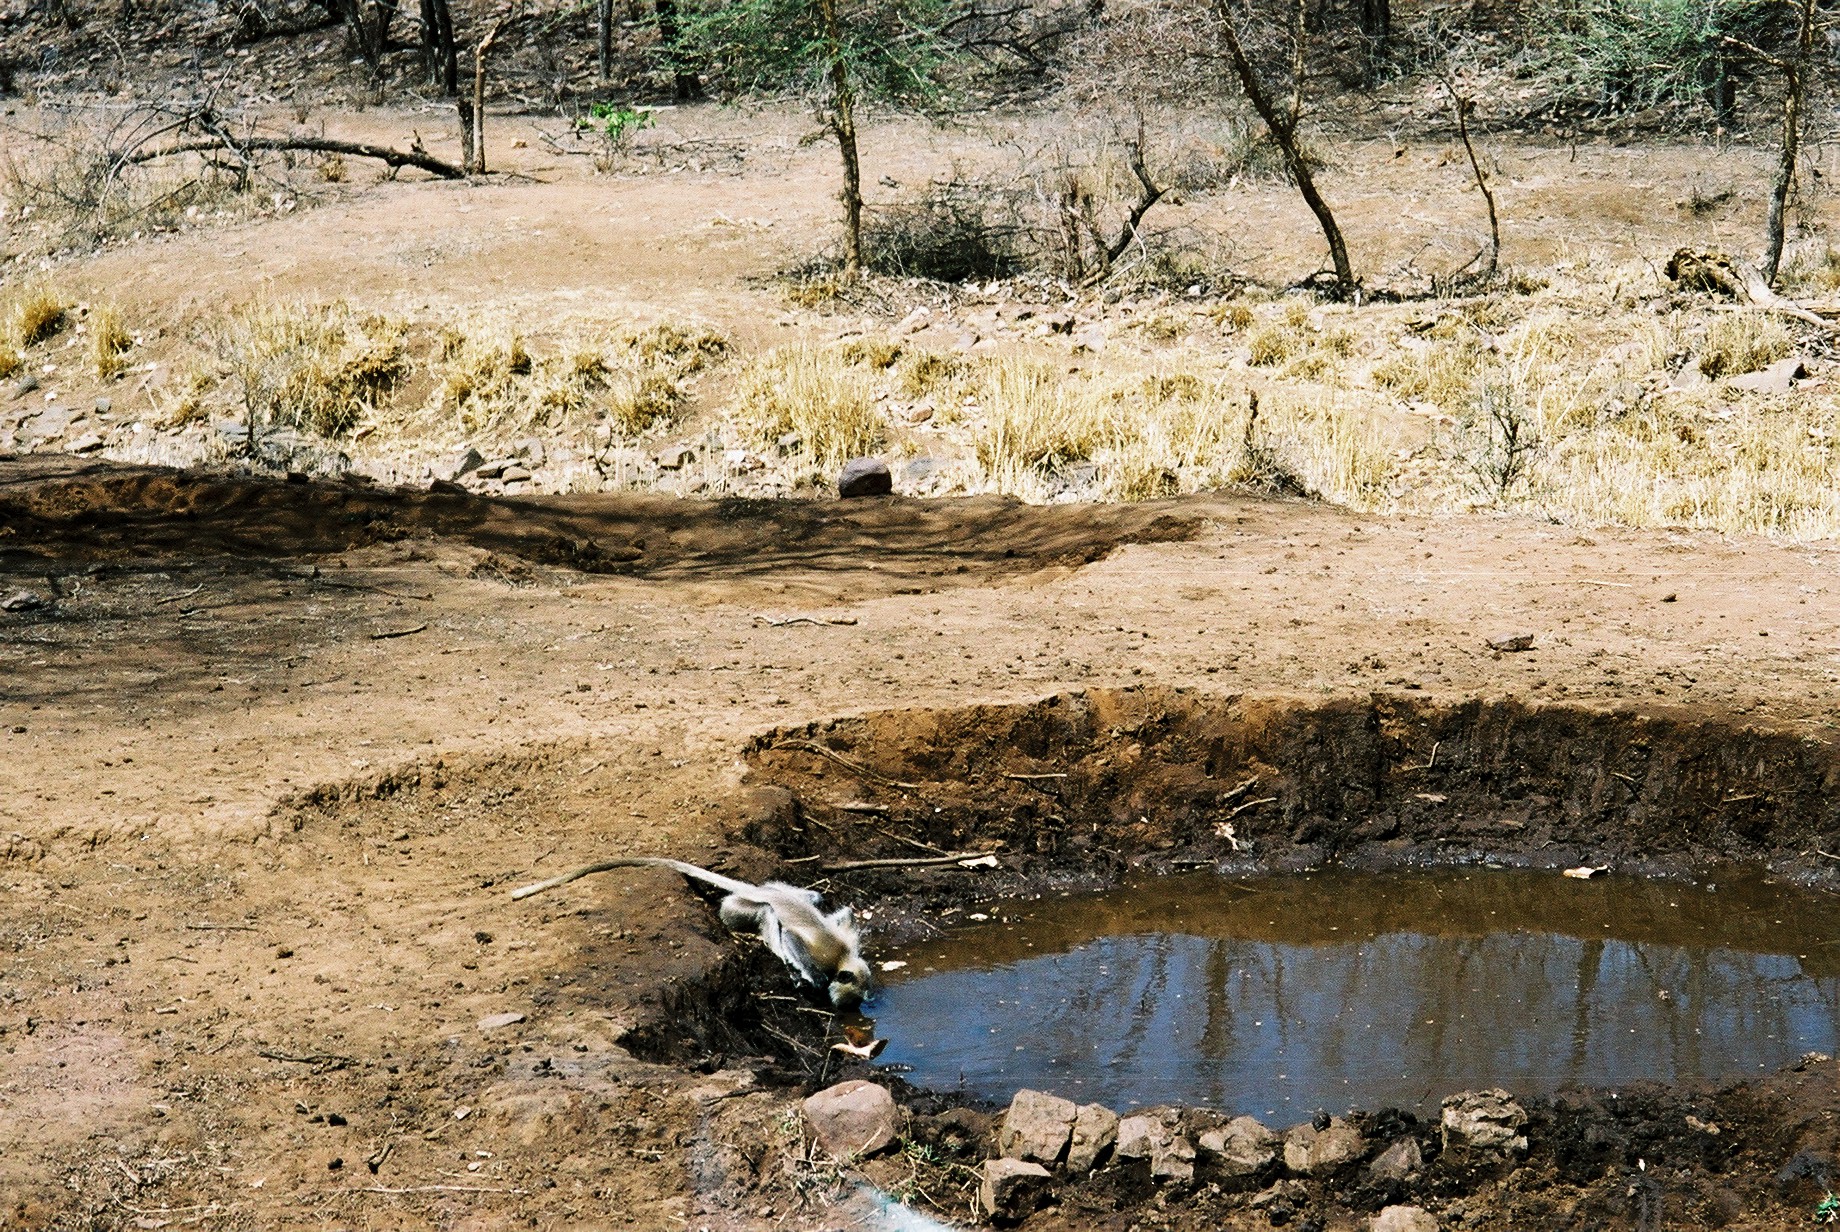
[1438,68,1499,284]
[1724,0,1820,286]
[1211,0,1356,296]
[465,6,516,174]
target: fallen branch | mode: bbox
[1001,771,1067,781]
[1666,247,1840,335]
[124,135,465,179]
[352,1184,529,1195]
[185,920,257,931]
[1223,795,1278,821]
[156,584,205,605]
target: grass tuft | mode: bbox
[733,344,886,464]
[90,305,133,379]
[1697,312,1791,379]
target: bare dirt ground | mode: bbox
[7,88,1840,1232]
[5,447,1840,1230]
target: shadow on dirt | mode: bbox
[0,456,1206,590]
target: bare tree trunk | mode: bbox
[1359,0,1389,64]
[654,0,700,99]
[816,0,863,275]
[421,0,457,94]
[1762,0,1817,286]
[1213,0,1355,295]
[597,0,612,81]
[456,96,476,171]
[468,8,514,175]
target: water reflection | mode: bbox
[870,868,1840,1118]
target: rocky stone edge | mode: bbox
[801,1077,1531,1226]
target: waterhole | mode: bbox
[868,867,1840,1118]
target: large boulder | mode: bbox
[1065,1103,1120,1173]
[980,1158,1051,1223]
[998,1090,1077,1166]
[1198,1115,1280,1179]
[1283,1117,1365,1176]
[1440,1089,1528,1155]
[803,1080,899,1159]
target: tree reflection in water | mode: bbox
[870,867,1840,1117]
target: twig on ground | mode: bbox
[156,584,205,604]
[1223,796,1278,820]
[185,921,257,931]
[772,740,919,790]
[819,852,992,872]
[370,624,429,640]
[753,615,859,627]
[125,135,465,179]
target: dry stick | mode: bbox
[470,6,517,174]
[1220,775,1261,802]
[125,136,464,179]
[185,921,257,931]
[1223,796,1278,821]
[156,584,204,605]
[1002,772,1068,781]
[819,852,990,872]
[1444,76,1499,282]
[354,1184,528,1195]
[369,623,429,640]
[771,740,919,790]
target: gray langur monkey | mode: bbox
[510,857,872,1010]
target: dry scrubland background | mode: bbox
[2,1,1840,536]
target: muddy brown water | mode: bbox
[867,868,1840,1120]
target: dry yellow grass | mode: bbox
[0,344,20,379]
[211,300,408,437]
[732,343,886,464]
[9,286,68,347]
[1696,312,1791,378]
[89,305,132,379]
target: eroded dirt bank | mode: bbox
[5,458,1840,1230]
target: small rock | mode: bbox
[656,444,695,470]
[1065,1103,1119,1173]
[998,1089,1077,1165]
[476,1011,526,1031]
[512,436,546,465]
[895,306,932,335]
[94,397,112,415]
[68,433,104,453]
[802,1080,899,1159]
[837,456,893,498]
[1486,632,1535,652]
[776,431,803,454]
[980,1157,1050,1223]
[1283,1116,1365,1176]
[1250,1178,1308,1222]
[1198,1115,1280,1178]
[446,446,485,480]
[1368,1136,1423,1183]
[1668,362,1707,391]
[1,591,47,613]
[474,459,510,479]
[9,375,38,400]
[1728,355,1807,395]
[499,464,533,483]
[1116,1112,1194,1182]
[1441,1089,1528,1155]
[1373,1204,1439,1232]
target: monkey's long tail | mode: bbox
[510,858,653,901]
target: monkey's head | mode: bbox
[828,955,873,1010]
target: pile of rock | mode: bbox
[795,1077,1530,1228]
[975,1085,1528,1225]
